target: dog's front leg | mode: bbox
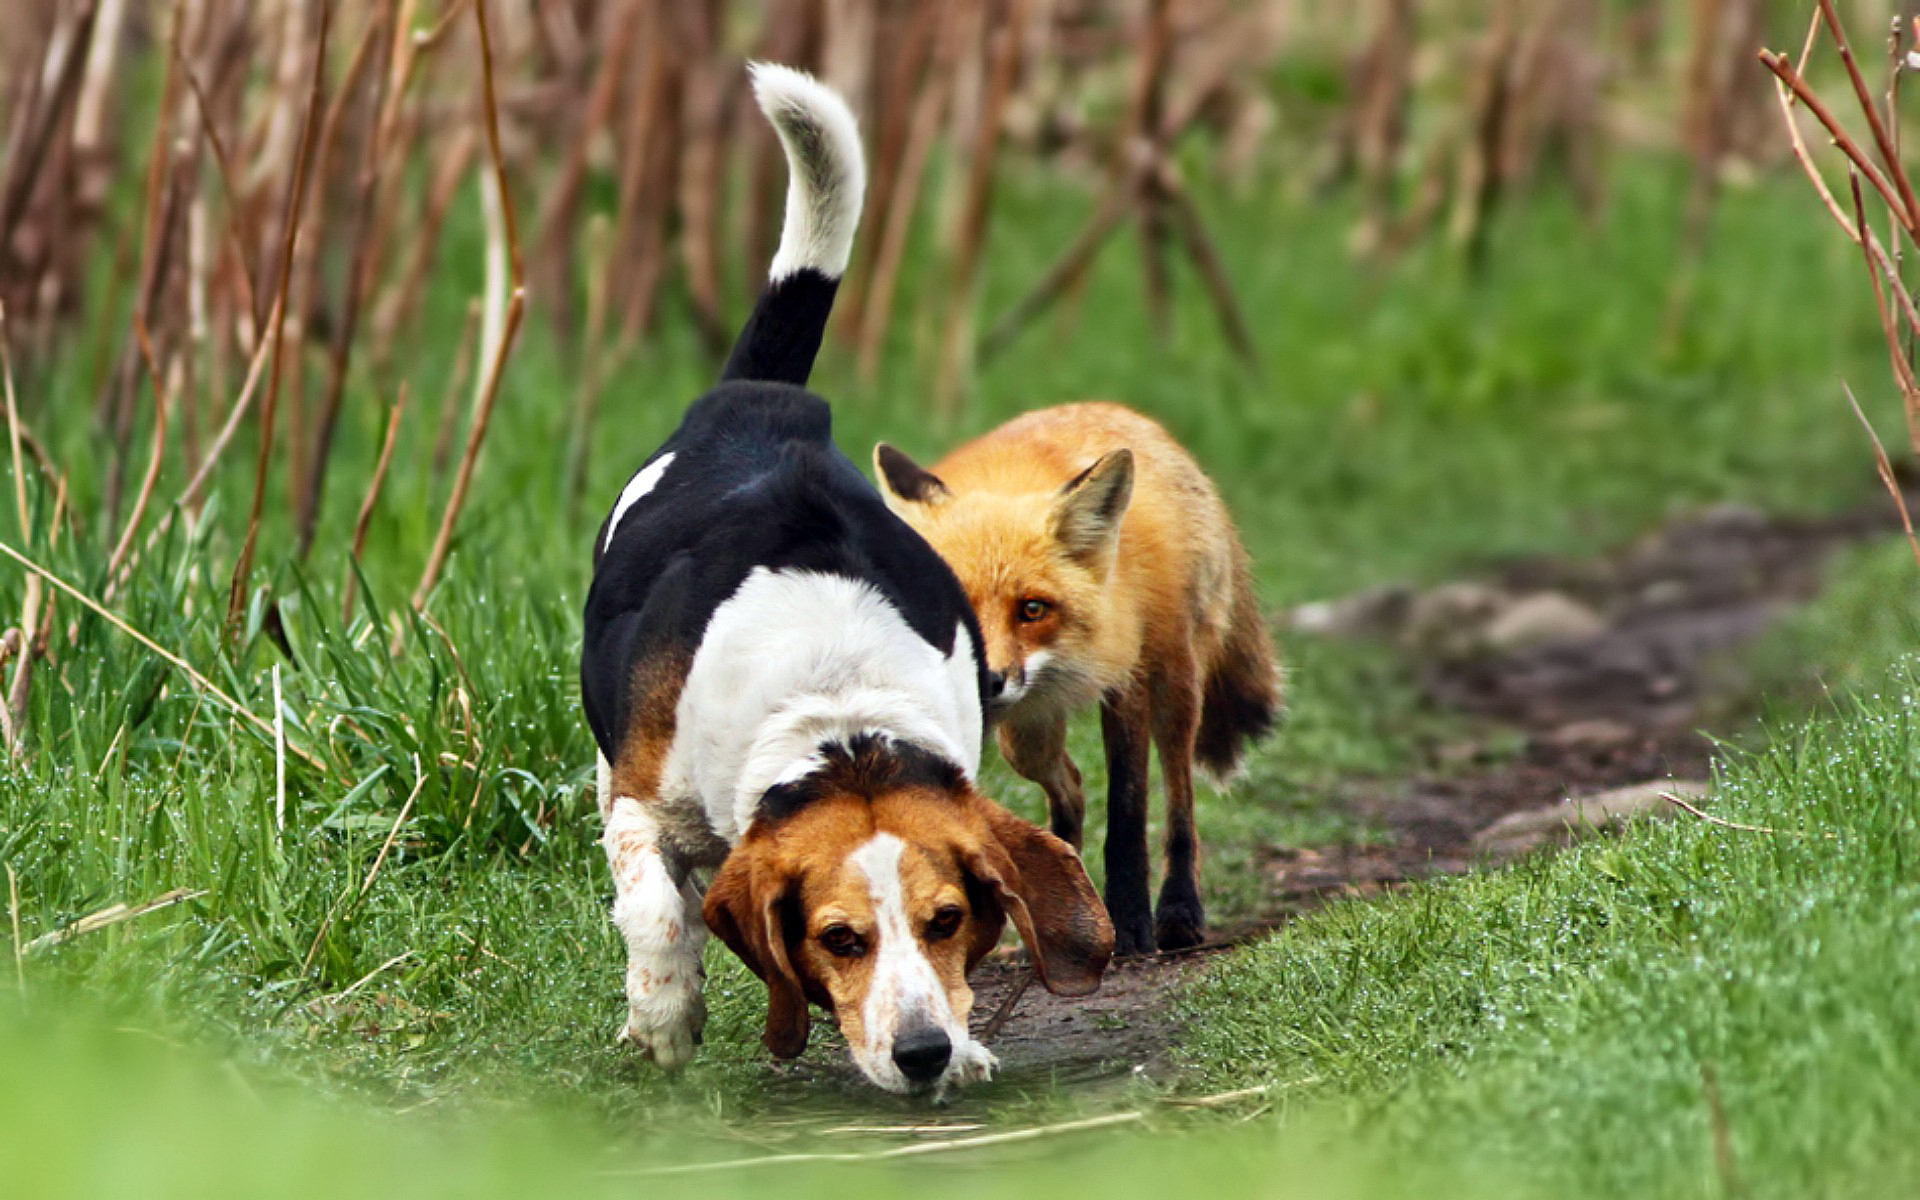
[603,796,708,1068]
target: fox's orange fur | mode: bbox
[875,403,1281,954]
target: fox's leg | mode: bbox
[600,759,706,1068]
[1148,658,1207,952]
[997,715,1086,850]
[1100,682,1156,957]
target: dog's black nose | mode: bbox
[986,671,1007,699]
[891,1027,952,1083]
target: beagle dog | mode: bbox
[581,65,1113,1095]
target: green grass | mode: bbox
[3,138,1918,1190]
[10,669,1920,1197]
[1175,664,1920,1198]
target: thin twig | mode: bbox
[322,950,416,1006]
[344,382,408,623]
[978,966,1033,1041]
[105,319,172,594]
[1759,50,1913,237]
[0,538,322,770]
[1659,791,1792,836]
[0,303,28,538]
[22,887,205,954]
[617,1111,1148,1176]
[1841,381,1920,569]
[1816,0,1920,232]
[359,767,427,898]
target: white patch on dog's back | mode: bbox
[604,452,677,552]
[660,568,983,841]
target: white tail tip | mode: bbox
[748,62,865,282]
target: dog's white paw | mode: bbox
[948,1039,998,1085]
[622,968,705,1070]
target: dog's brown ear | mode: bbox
[1050,449,1133,563]
[965,799,1113,996]
[704,845,811,1058]
[874,444,951,511]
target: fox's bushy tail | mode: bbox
[719,64,865,388]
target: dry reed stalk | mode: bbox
[104,319,172,598]
[1448,0,1519,269]
[370,126,477,373]
[227,0,332,644]
[171,30,261,336]
[343,382,408,623]
[1124,0,1174,340]
[935,0,1031,419]
[300,2,401,560]
[175,290,286,518]
[0,1,100,283]
[565,215,612,519]
[413,0,526,612]
[0,303,29,758]
[1349,0,1416,258]
[674,0,729,354]
[610,11,683,344]
[835,0,940,343]
[531,0,644,342]
[283,9,389,526]
[1161,166,1257,366]
[100,0,187,522]
[856,3,959,378]
[430,297,482,480]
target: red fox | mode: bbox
[875,403,1281,954]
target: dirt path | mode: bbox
[953,491,1918,1088]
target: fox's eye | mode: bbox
[819,925,867,958]
[1017,598,1052,623]
[925,905,966,941]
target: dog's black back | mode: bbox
[581,374,986,763]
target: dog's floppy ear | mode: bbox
[874,444,951,511]
[1050,449,1133,563]
[963,798,1113,996]
[704,844,811,1058]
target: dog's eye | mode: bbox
[1016,598,1051,623]
[925,906,966,941]
[819,924,867,958]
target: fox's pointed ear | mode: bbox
[704,844,811,1059]
[1050,449,1133,562]
[874,444,951,512]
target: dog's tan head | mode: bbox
[704,737,1111,1093]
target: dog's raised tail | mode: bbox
[720,64,865,387]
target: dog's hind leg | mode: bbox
[602,786,708,1068]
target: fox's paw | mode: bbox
[1154,895,1206,952]
[1109,912,1156,958]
